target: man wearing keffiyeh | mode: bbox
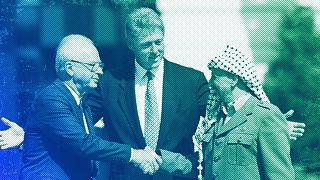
[197,45,295,180]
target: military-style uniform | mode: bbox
[202,96,294,180]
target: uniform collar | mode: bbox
[222,93,251,116]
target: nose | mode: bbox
[150,43,158,53]
[96,67,103,75]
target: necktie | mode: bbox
[144,71,161,150]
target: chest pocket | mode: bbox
[227,133,255,166]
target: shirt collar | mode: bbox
[64,82,82,106]
[135,58,164,83]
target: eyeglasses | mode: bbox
[69,60,104,72]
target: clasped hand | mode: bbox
[130,147,162,175]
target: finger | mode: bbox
[0,144,11,149]
[293,128,305,133]
[152,159,159,172]
[293,122,306,128]
[147,165,155,175]
[284,110,294,119]
[155,154,162,165]
[290,136,297,141]
[142,164,152,175]
[290,132,304,138]
[138,161,148,170]
[1,117,16,127]
[139,161,147,168]
[0,141,7,146]
[147,158,157,173]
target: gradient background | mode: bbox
[0,0,319,179]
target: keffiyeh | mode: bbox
[208,45,269,103]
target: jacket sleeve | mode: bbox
[258,105,295,180]
[35,91,131,163]
[196,72,210,118]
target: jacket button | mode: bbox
[213,156,220,162]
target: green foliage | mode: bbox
[265,6,320,169]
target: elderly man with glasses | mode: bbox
[20,34,162,180]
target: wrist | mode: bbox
[130,148,139,163]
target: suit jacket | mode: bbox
[21,79,131,180]
[87,59,209,180]
[202,96,295,180]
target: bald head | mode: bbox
[55,34,100,79]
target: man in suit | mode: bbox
[87,7,209,180]
[202,45,294,179]
[20,34,162,180]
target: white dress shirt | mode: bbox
[64,83,90,134]
[135,60,164,136]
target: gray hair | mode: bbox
[125,7,164,43]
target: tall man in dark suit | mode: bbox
[87,7,209,180]
[20,34,162,180]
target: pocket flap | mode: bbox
[202,133,214,142]
[227,133,254,145]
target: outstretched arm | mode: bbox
[0,117,24,149]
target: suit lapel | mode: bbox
[216,96,256,137]
[157,60,181,148]
[117,77,146,147]
[53,79,87,128]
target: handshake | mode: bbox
[130,147,162,175]
[130,147,193,175]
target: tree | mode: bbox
[265,5,320,171]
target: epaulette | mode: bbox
[257,100,271,110]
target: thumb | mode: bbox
[284,110,294,119]
[1,117,16,127]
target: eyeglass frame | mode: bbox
[69,60,104,72]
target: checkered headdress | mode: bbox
[208,45,269,102]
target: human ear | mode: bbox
[65,61,74,76]
[127,39,134,50]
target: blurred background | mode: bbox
[0,0,319,179]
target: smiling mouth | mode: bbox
[149,56,158,59]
